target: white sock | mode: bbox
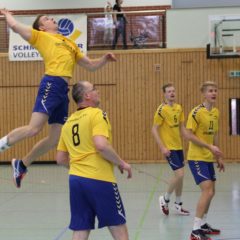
[0,136,10,152]
[201,214,207,226]
[164,192,171,202]
[193,217,202,231]
[175,196,182,204]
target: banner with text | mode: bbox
[9,14,87,61]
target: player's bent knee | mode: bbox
[177,172,184,179]
[175,169,184,179]
[26,126,42,137]
[204,188,215,199]
[210,189,215,198]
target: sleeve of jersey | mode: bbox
[57,132,68,152]
[76,47,84,61]
[28,29,40,46]
[186,110,198,132]
[153,111,163,126]
[153,107,164,126]
[92,111,110,138]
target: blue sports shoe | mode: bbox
[201,223,221,235]
[11,159,27,188]
[190,229,211,240]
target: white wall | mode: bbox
[167,7,240,48]
[172,0,240,8]
[0,0,171,10]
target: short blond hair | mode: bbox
[200,81,217,93]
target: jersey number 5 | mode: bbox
[72,124,80,146]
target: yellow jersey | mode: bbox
[153,103,184,150]
[186,104,219,162]
[28,29,84,77]
[57,107,116,183]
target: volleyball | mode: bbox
[58,18,74,36]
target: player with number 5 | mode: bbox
[152,83,190,216]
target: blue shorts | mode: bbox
[33,75,69,125]
[166,150,184,171]
[188,161,216,185]
[69,175,126,230]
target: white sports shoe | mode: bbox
[159,196,169,216]
[174,202,190,216]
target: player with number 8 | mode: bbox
[56,80,132,240]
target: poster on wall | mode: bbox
[9,14,87,61]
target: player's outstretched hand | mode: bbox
[105,53,117,62]
[0,8,12,16]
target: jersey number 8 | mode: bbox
[72,124,80,146]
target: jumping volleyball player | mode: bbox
[0,8,116,188]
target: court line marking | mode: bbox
[53,226,68,240]
[132,165,169,184]
[133,167,162,240]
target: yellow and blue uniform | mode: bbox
[57,107,115,183]
[57,107,126,230]
[29,29,84,77]
[29,29,84,124]
[153,103,185,170]
[153,103,184,150]
[187,104,219,162]
[187,104,219,184]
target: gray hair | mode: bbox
[72,81,88,104]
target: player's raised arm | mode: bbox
[0,8,32,41]
[77,53,116,72]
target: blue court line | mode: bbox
[53,226,68,240]
[133,167,162,240]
